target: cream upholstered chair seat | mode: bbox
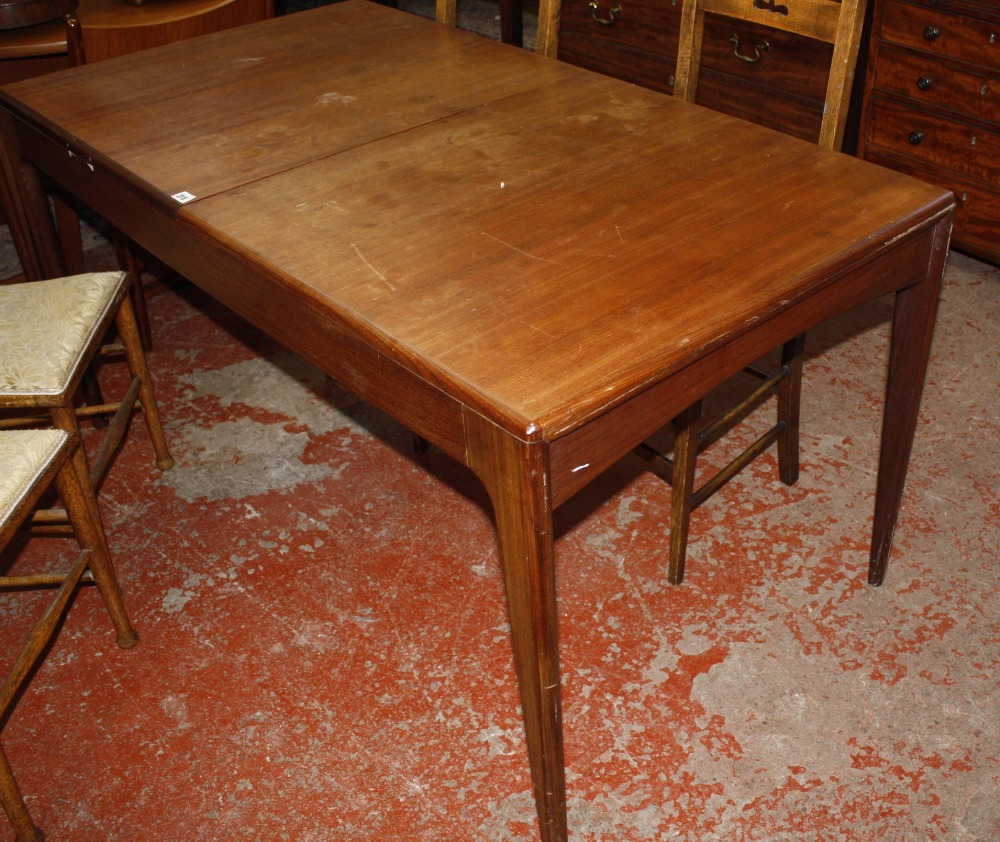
[0,428,68,516]
[0,271,172,503]
[1,427,138,842]
[0,272,124,396]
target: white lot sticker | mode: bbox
[172,191,197,204]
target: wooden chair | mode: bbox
[435,0,523,46]
[0,272,174,520]
[640,0,867,584]
[435,0,561,56]
[0,428,138,842]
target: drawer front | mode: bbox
[698,13,831,141]
[880,0,1000,68]
[557,0,682,94]
[866,96,1000,183]
[557,0,830,141]
[872,45,999,123]
[863,149,1000,262]
[700,13,833,102]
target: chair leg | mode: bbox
[54,447,138,650]
[0,746,43,842]
[45,403,92,493]
[0,480,94,842]
[668,399,702,586]
[113,293,174,472]
[776,333,806,487]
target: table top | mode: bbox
[1,0,954,442]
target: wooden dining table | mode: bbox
[0,2,954,839]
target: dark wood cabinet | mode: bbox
[858,0,999,263]
[555,0,834,142]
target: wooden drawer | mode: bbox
[863,149,1000,258]
[880,0,1000,67]
[866,96,1000,183]
[557,0,681,94]
[556,0,831,141]
[872,45,998,122]
[859,0,1000,263]
[697,14,830,140]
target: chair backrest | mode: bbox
[434,0,561,57]
[674,0,867,150]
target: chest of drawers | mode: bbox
[857,0,999,263]
[555,0,836,142]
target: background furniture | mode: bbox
[857,0,999,265]
[0,428,137,842]
[0,0,272,84]
[436,0,523,46]
[555,0,851,141]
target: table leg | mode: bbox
[464,409,568,842]
[0,117,66,281]
[0,113,43,281]
[868,217,951,586]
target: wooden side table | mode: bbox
[1,0,272,83]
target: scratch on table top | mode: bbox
[482,232,559,264]
[351,244,396,291]
[490,302,556,339]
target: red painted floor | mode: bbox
[1,250,998,840]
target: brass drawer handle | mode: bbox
[589,1,622,25]
[917,75,934,90]
[730,34,769,63]
[924,25,941,41]
[908,130,925,145]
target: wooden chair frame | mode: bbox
[0,429,137,841]
[674,0,868,152]
[434,0,561,56]
[644,0,867,584]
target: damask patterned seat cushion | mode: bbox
[0,272,127,397]
[0,428,69,528]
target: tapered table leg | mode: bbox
[465,409,567,842]
[0,113,66,281]
[869,217,951,586]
